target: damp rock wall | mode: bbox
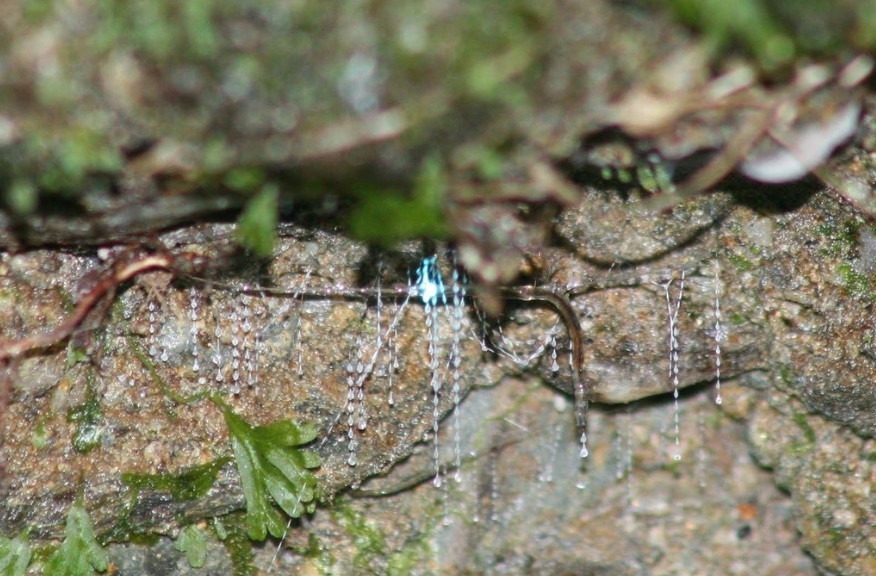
[1,186,875,575]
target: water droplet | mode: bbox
[449,258,467,484]
[190,289,202,380]
[714,264,725,406]
[663,272,685,461]
[345,340,364,467]
[417,256,445,489]
[387,318,398,407]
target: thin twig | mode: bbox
[501,286,588,433]
[0,254,176,360]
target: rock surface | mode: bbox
[2,186,875,575]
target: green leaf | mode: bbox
[174,525,208,569]
[235,184,279,258]
[211,517,228,541]
[255,420,318,446]
[217,404,321,540]
[0,534,32,576]
[45,504,108,576]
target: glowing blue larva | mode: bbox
[414,255,447,307]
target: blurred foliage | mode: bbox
[2,0,873,250]
[667,0,876,72]
[348,155,448,246]
[235,183,279,258]
[0,0,553,246]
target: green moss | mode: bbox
[729,312,748,326]
[66,397,103,454]
[836,263,872,298]
[31,420,50,450]
[121,457,231,502]
[825,528,846,547]
[727,251,753,272]
[66,346,90,369]
[787,441,813,456]
[387,537,431,576]
[23,128,121,194]
[791,412,816,444]
[662,457,684,478]
[818,221,861,258]
[324,499,440,575]
[335,506,388,574]
[129,336,209,407]
[289,532,333,570]
[215,514,256,576]
[778,365,794,386]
